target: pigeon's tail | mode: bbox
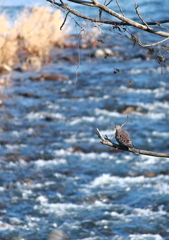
[132,147,139,155]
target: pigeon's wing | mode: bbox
[115,129,134,148]
[67,0,95,7]
[115,129,139,154]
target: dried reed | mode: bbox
[0,6,69,72]
[15,6,68,58]
[0,14,18,71]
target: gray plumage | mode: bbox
[115,125,139,154]
[47,230,69,240]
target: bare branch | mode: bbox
[96,128,169,158]
[48,0,127,25]
[48,0,169,29]
[64,0,169,38]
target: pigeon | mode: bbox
[115,125,139,154]
[47,230,69,240]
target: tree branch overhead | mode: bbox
[64,0,169,38]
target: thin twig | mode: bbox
[133,0,150,29]
[106,0,113,6]
[139,37,169,47]
[68,0,96,6]
[99,9,102,20]
[121,115,132,128]
[116,0,125,17]
[127,34,169,47]
[98,0,108,19]
[60,11,70,30]
[139,13,169,31]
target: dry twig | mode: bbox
[60,11,70,30]
[133,0,150,29]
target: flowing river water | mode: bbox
[1,1,169,239]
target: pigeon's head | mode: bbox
[115,125,121,130]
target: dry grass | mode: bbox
[0,6,69,72]
[15,6,68,58]
[0,14,18,71]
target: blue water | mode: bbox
[0,1,169,240]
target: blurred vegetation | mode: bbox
[0,6,69,72]
[0,13,18,71]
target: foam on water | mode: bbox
[0,186,5,191]
[69,116,96,125]
[152,131,169,137]
[119,86,153,94]
[26,111,66,120]
[34,202,83,215]
[153,181,169,195]
[134,155,169,172]
[89,174,145,188]
[5,144,21,151]
[128,234,163,240]
[138,101,169,111]
[0,221,16,231]
[133,207,167,217]
[137,155,162,164]
[95,108,121,117]
[34,158,67,167]
[129,65,168,75]
[36,195,48,204]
